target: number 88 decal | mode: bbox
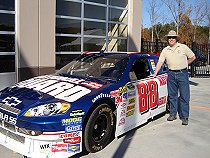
[137,80,158,114]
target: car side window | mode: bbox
[129,58,151,80]
[158,63,168,75]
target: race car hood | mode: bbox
[0,74,113,112]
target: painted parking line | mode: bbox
[191,105,210,111]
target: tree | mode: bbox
[161,0,191,34]
[179,14,193,43]
[195,26,209,44]
[206,2,210,44]
[147,0,161,42]
[190,0,208,42]
[141,27,151,40]
[153,23,162,39]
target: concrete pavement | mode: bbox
[82,78,210,158]
[1,78,210,158]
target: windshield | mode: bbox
[56,54,129,81]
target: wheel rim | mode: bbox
[92,114,108,142]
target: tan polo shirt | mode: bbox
[159,42,195,70]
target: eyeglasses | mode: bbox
[167,36,177,39]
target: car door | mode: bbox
[115,56,168,137]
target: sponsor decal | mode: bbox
[0,112,17,125]
[99,107,114,126]
[156,74,168,86]
[150,59,156,71]
[81,81,103,89]
[118,85,127,93]
[158,96,167,105]
[15,75,92,102]
[59,131,80,139]
[92,93,111,103]
[62,117,82,126]
[127,83,135,90]
[119,102,126,108]
[68,143,80,153]
[63,137,81,144]
[127,104,135,111]
[92,145,103,152]
[137,80,158,113]
[116,102,126,109]
[128,98,135,104]
[2,97,22,107]
[122,92,128,100]
[39,143,51,153]
[118,118,125,126]
[65,125,82,133]
[115,96,123,104]
[99,107,111,114]
[115,96,127,104]
[70,110,85,117]
[126,109,134,117]
[110,90,120,97]
[128,91,136,98]
[52,144,68,152]
[120,109,126,117]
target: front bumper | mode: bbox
[0,123,82,158]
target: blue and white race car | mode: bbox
[0,52,168,158]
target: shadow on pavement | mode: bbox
[111,129,136,158]
[111,112,166,158]
[189,80,199,86]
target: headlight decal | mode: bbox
[24,102,71,117]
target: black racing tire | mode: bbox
[84,103,114,153]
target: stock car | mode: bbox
[0,51,168,158]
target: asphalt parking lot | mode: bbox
[1,78,210,158]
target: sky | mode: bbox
[141,0,210,28]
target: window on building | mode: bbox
[56,54,79,69]
[0,0,15,11]
[56,36,81,52]
[109,8,127,23]
[56,0,128,70]
[56,18,81,34]
[83,37,106,51]
[56,0,81,17]
[84,4,106,20]
[0,55,15,73]
[84,0,106,4]
[108,38,127,52]
[0,13,15,31]
[108,23,127,37]
[84,21,106,36]
[109,0,128,8]
[0,0,15,73]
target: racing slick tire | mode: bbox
[84,103,114,153]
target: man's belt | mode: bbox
[169,68,187,72]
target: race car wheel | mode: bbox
[84,103,114,153]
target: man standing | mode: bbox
[153,30,196,125]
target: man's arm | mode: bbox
[153,61,164,77]
[188,56,196,65]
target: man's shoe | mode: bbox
[167,115,177,121]
[182,118,188,125]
